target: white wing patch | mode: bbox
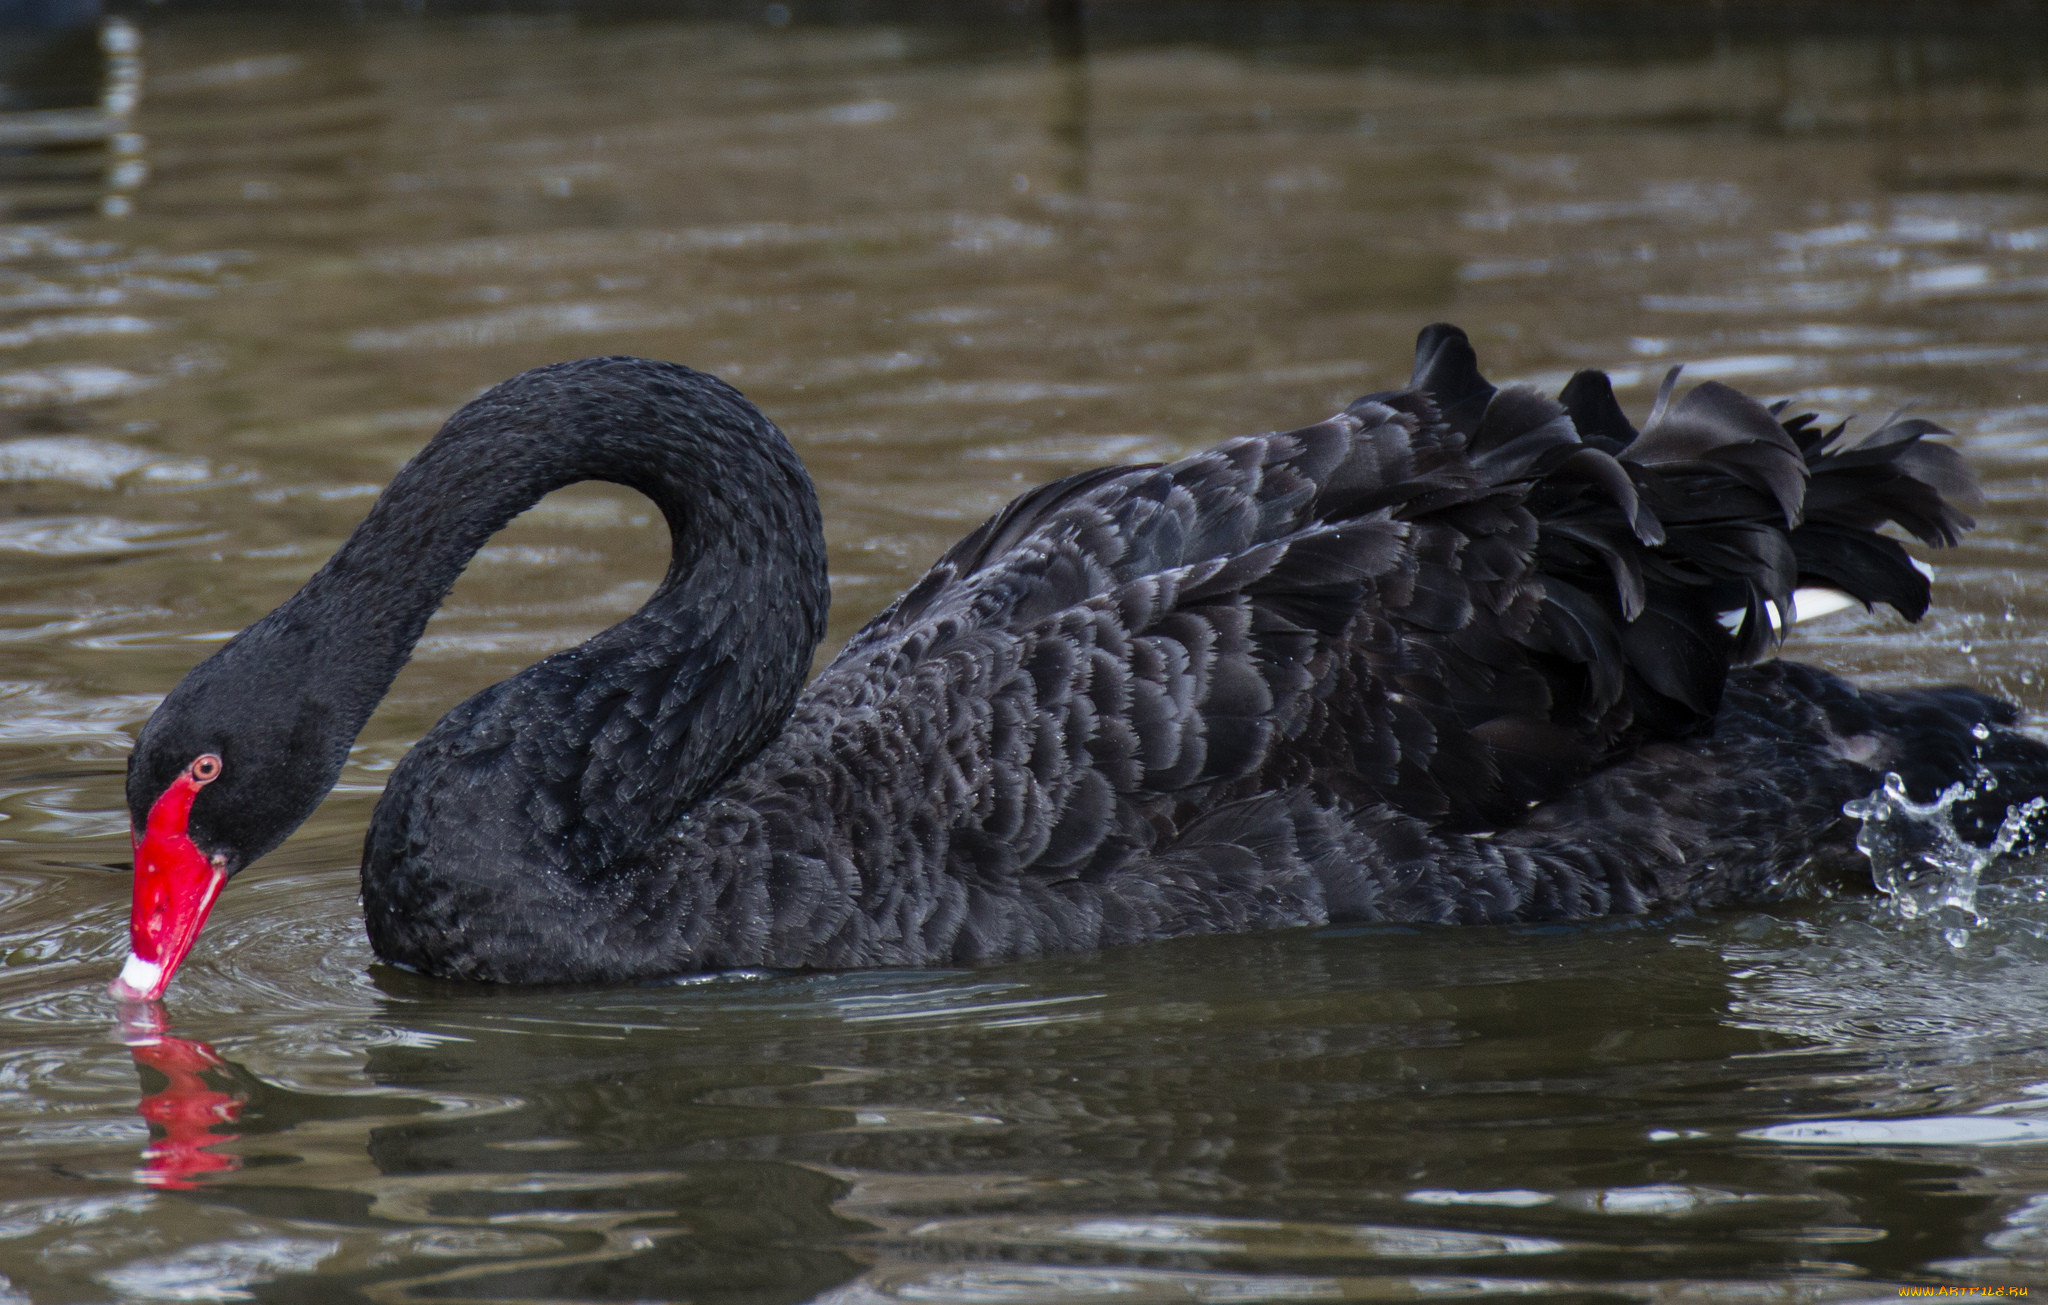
[1718,559,1936,633]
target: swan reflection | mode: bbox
[114,1002,244,1189]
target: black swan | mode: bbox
[112,324,2048,1000]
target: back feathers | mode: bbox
[828,323,1976,839]
[1391,323,1975,740]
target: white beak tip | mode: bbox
[109,953,165,1002]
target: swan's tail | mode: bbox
[1387,323,1981,736]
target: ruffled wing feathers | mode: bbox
[818,323,1977,844]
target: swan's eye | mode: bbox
[190,754,222,784]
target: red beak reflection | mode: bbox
[117,1004,244,1188]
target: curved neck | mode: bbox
[301,358,823,708]
[306,358,823,756]
[149,357,828,875]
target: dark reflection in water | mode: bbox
[0,4,144,222]
[3,1,2048,1300]
[52,922,2048,1302]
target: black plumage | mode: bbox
[124,325,2046,985]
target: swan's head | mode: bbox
[115,629,354,1002]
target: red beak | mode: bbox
[111,755,225,1002]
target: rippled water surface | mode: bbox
[9,3,2048,1300]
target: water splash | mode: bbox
[1844,767,2047,946]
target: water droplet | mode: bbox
[1844,770,2047,937]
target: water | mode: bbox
[8,2,2048,1299]
[1846,768,2047,943]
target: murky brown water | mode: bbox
[8,4,2048,1300]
